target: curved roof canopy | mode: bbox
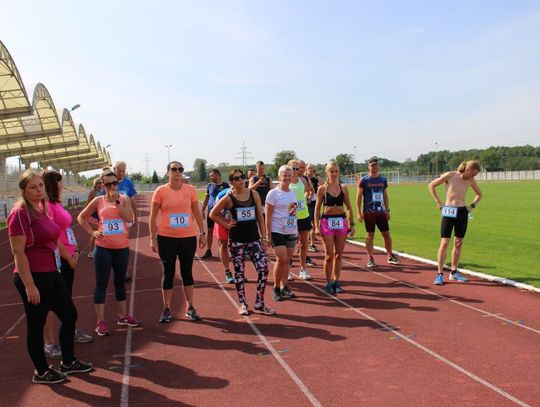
[0,40,31,119]
[45,141,110,171]
[2,107,79,158]
[20,120,91,164]
[0,83,63,143]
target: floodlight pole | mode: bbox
[435,141,438,175]
[353,145,357,174]
[165,144,172,163]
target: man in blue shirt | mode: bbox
[201,169,229,259]
[355,156,400,268]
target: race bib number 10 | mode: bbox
[237,206,256,222]
[441,206,458,218]
[103,219,125,235]
[169,213,190,228]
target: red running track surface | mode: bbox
[0,194,538,406]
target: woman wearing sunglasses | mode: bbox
[210,169,274,315]
[149,161,207,323]
[314,161,355,294]
[78,171,140,336]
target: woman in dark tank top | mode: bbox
[210,169,275,316]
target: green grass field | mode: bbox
[202,183,540,286]
[349,181,540,287]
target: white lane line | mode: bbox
[0,314,25,342]
[0,261,14,273]
[343,259,540,335]
[198,258,323,407]
[120,200,143,407]
[290,270,530,407]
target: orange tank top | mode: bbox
[95,196,129,249]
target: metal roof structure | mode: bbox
[0,83,63,143]
[0,40,31,119]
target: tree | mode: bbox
[335,153,354,174]
[130,172,144,182]
[273,150,297,169]
[151,170,159,183]
[193,158,208,182]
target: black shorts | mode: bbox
[271,233,297,248]
[440,206,469,238]
[297,216,312,232]
[207,215,215,229]
[363,211,389,233]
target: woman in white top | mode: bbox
[265,165,298,301]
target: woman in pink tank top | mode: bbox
[78,171,140,337]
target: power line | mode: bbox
[235,141,254,169]
[142,152,150,177]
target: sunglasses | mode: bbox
[170,167,184,173]
[232,175,246,181]
[292,167,299,171]
[104,181,118,187]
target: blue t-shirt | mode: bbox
[118,177,137,198]
[359,175,387,213]
[206,182,230,210]
[216,188,231,218]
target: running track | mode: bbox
[0,194,538,406]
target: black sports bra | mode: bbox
[324,184,345,207]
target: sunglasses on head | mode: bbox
[169,167,184,173]
[104,181,118,187]
[232,175,246,181]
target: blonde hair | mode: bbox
[457,160,481,173]
[324,161,339,188]
[287,159,300,167]
[278,165,292,177]
[17,169,48,219]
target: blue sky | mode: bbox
[2,0,540,174]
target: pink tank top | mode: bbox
[95,196,129,249]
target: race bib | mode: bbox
[327,217,345,230]
[237,206,256,222]
[54,249,61,271]
[284,216,297,230]
[441,206,458,218]
[297,200,305,210]
[372,192,383,203]
[169,213,190,228]
[66,227,77,246]
[103,219,125,235]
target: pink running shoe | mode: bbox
[117,315,141,327]
[95,320,111,336]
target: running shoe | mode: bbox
[74,328,94,344]
[186,306,201,321]
[387,255,401,265]
[87,252,93,258]
[367,258,377,268]
[306,256,316,266]
[434,273,444,286]
[225,270,234,284]
[95,320,111,337]
[281,286,296,299]
[118,314,141,327]
[32,368,67,384]
[333,281,344,293]
[201,249,212,259]
[299,268,313,280]
[308,245,318,253]
[59,358,93,375]
[158,307,172,323]
[238,304,249,316]
[44,344,62,360]
[449,271,469,282]
[287,272,294,281]
[254,305,276,315]
[272,287,283,301]
[325,281,336,294]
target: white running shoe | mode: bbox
[299,268,313,280]
[287,272,294,281]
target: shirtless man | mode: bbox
[428,160,483,286]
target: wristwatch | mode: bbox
[199,232,207,236]
[470,203,476,209]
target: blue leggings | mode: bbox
[93,246,129,304]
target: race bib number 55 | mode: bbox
[237,206,256,222]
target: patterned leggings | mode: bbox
[228,240,269,307]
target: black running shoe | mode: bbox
[59,359,93,375]
[305,256,316,266]
[158,307,172,323]
[272,287,283,301]
[281,286,296,299]
[201,250,212,259]
[32,368,67,384]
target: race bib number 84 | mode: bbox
[328,217,344,230]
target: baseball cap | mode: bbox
[368,156,379,164]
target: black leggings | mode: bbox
[60,259,75,296]
[157,235,197,289]
[14,272,77,374]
